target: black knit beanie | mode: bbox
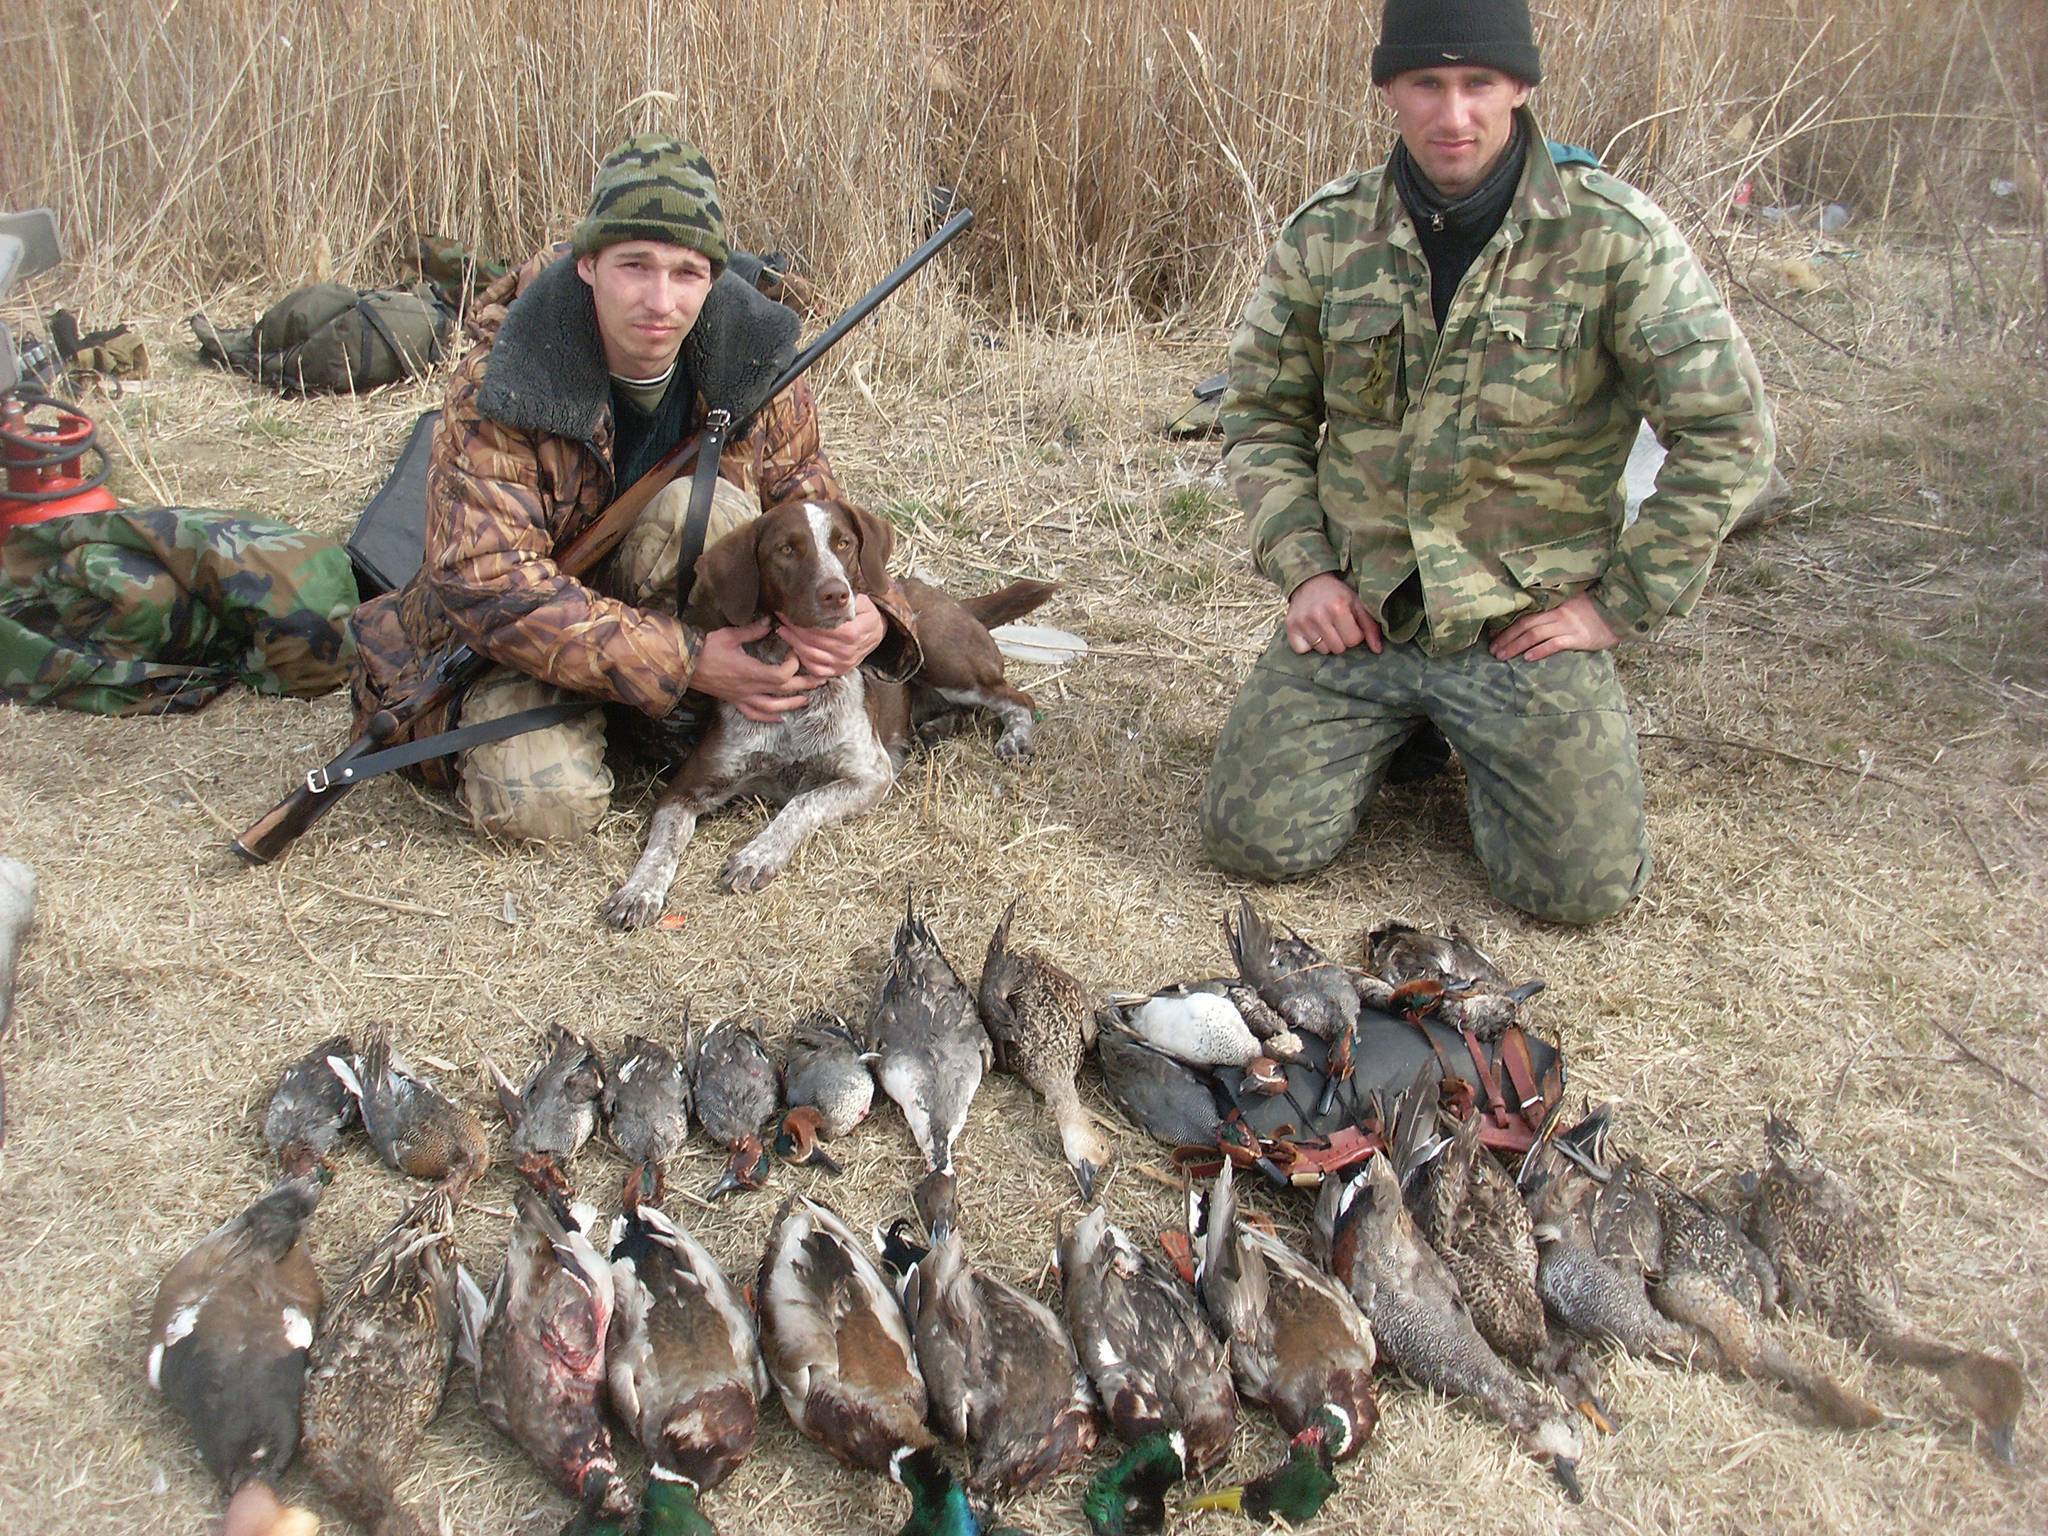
[1371,0,1544,86]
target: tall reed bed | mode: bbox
[6,0,2042,324]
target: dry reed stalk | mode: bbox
[4,0,2042,332]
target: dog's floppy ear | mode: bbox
[847,503,895,596]
[690,520,763,627]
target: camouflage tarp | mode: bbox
[0,508,358,715]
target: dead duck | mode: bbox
[1644,1160,1884,1430]
[327,1023,490,1200]
[1082,1431,1187,1536]
[1098,986,1295,1083]
[264,1033,357,1176]
[690,1018,779,1201]
[776,1009,875,1173]
[1058,1204,1237,1477]
[1745,1113,2022,1458]
[607,1193,766,1524]
[868,896,991,1236]
[1365,920,1510,990]
[756,1192,934,1472]
[882,1216,1100,1496]
[300,1187,460,1536]
[1394,1076,1602,1424]
[604,1028,693,1203]
[1225,897,1360,1115]
[978,900,1116,1199]
[147,1172,325,1536]
[1183,1404,1348,1524]
[1187,1157,1378,1466]
[457,1156,632,1521]
[1521,1130,1702,1366]
[1095,1028,1286,1187]
[1318,1150,1584,1501]
[488,1025,606,1165]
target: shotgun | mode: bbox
[233,207,974,865]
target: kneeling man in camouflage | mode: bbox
[1201,0,1773,923]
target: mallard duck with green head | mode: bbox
[884,1216,1100,1495]
[147,1171,326,1536]
[606,1191,765,1530]
[1187,1158,1378,1470]
[756,1192,934,1471]
[1058,1206,1236,1476]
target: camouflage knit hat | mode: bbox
[572,135,729,267]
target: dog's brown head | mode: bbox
[693,498,895,629]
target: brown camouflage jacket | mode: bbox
[1223,112,1774,654]
[349,244,917,762]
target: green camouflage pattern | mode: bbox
[1222,109,1773,655]
[0,507,357,715]
[573,134,729,266]
[1201,625,1650,924]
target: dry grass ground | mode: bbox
[1,229,2045,1535]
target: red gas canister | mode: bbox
[0,392,120,531]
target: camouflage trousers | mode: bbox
[453,477,757,842]
[1200,625,1651,924]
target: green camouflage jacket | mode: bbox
[0,508,356,714]
[1223,112,1773,654]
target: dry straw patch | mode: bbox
[1,237,2044,1532]
[2,2,2047,1533]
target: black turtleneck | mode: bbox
[1391,117,1530,331]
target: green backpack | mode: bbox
[190,281,454,394]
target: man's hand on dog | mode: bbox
[777,593,886,679]
[692,616,825,722]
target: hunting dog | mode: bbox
[602,498,1051,924]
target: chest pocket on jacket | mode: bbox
[1321,302,1404,426]
[1477,301,1584,430]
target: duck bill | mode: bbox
[1071,1157,1099,1202]
[1549,1456,1584,1503]
[801,1142,845,1176]
[1577,1395,1616,1437]
[1184,1485,1245,1514]
[1987,1420,2016,1465]
[705,1139,770,1202]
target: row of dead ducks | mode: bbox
[146,898,2027,1536]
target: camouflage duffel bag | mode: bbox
[0,507,358,714]
[191,282,454,394]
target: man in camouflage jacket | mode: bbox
[1201,0,1772,923]
[351,135,918,842]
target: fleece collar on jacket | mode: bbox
[475,253,801,446]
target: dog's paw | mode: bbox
[602,883,668,930]
[995,727,1035,763]
[719,845,786,895]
